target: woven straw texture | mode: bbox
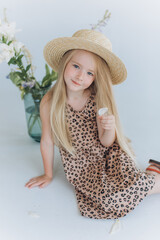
[43,29,127,85]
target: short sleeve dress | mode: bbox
[59,92,155,219]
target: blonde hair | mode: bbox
[49,49,136,160]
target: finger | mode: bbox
[101,120,115,125]
[102,125,115,129]
[107,115,114,119]
[103,127,113,130]
[39,183,46,188]
[100,115,114,119]
[39,181,49,188]
[25,183,30,187]
[99,116,108,120]
[27,182,42,189]
[102,123,115,127]
[101,121,114,126]
[25,179,37,187]
[26,179,45,188]
[25,177,39,186]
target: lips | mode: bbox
[72,80,81,86]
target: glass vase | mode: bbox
[23,88,49,142]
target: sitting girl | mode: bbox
[25,29,160,219]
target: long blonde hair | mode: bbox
[49,49,136,160]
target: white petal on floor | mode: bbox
[28,211,40,218]
[109,219,122,234]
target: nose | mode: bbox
[76,70,85,81]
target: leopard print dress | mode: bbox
[59,92,155,219]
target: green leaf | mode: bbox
[8,57,17,65]
[45,64,50,75]
[21,69,27,77]
[16,54,24,67]
[30,76,36,80]
[26,64,31,72]
[34,82,41,89]
[41,78,52,87]
[17,59,22,67]
[8,41,13,46]
[2,36,7,43]
[9,72,22,86]
[18,54,24,61]
[51,70,58,80]
[15,71,25,79]
[42,74,50,84]
[51,75,57,81]
[21,90,26,99]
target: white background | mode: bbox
[0,0,160,240]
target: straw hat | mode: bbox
[43,29,127,85]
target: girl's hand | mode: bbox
[25,174,53,189]
[98,114,115,131]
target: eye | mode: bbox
[87,72,94,76]
[73,64,79,69]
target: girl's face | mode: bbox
[64,50,96,94]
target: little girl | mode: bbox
[25,29,160,219]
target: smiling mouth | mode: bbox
[72,80,81,86]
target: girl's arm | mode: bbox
[96,113,116,147]
[25,92,54,189]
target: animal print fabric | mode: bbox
[59,92,155,219]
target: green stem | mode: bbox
[28,114,39,134]
[27,99,41,135]
[37,117,42,129]
[27,113,33,129]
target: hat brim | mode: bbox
[43,37,127,85]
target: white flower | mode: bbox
[12,41,24,53]
[0,43,15,63]
[0,55,4,63]
[0,22,21,41]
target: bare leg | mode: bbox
[146,166,160,195]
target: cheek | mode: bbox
[64,67,69,79]
[88,76,95,84]
[84,78,94,87]
[64,66,74,79]
[64,69,71,83]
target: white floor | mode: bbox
[0,87,160,240]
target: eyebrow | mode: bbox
[71,60,95,73]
